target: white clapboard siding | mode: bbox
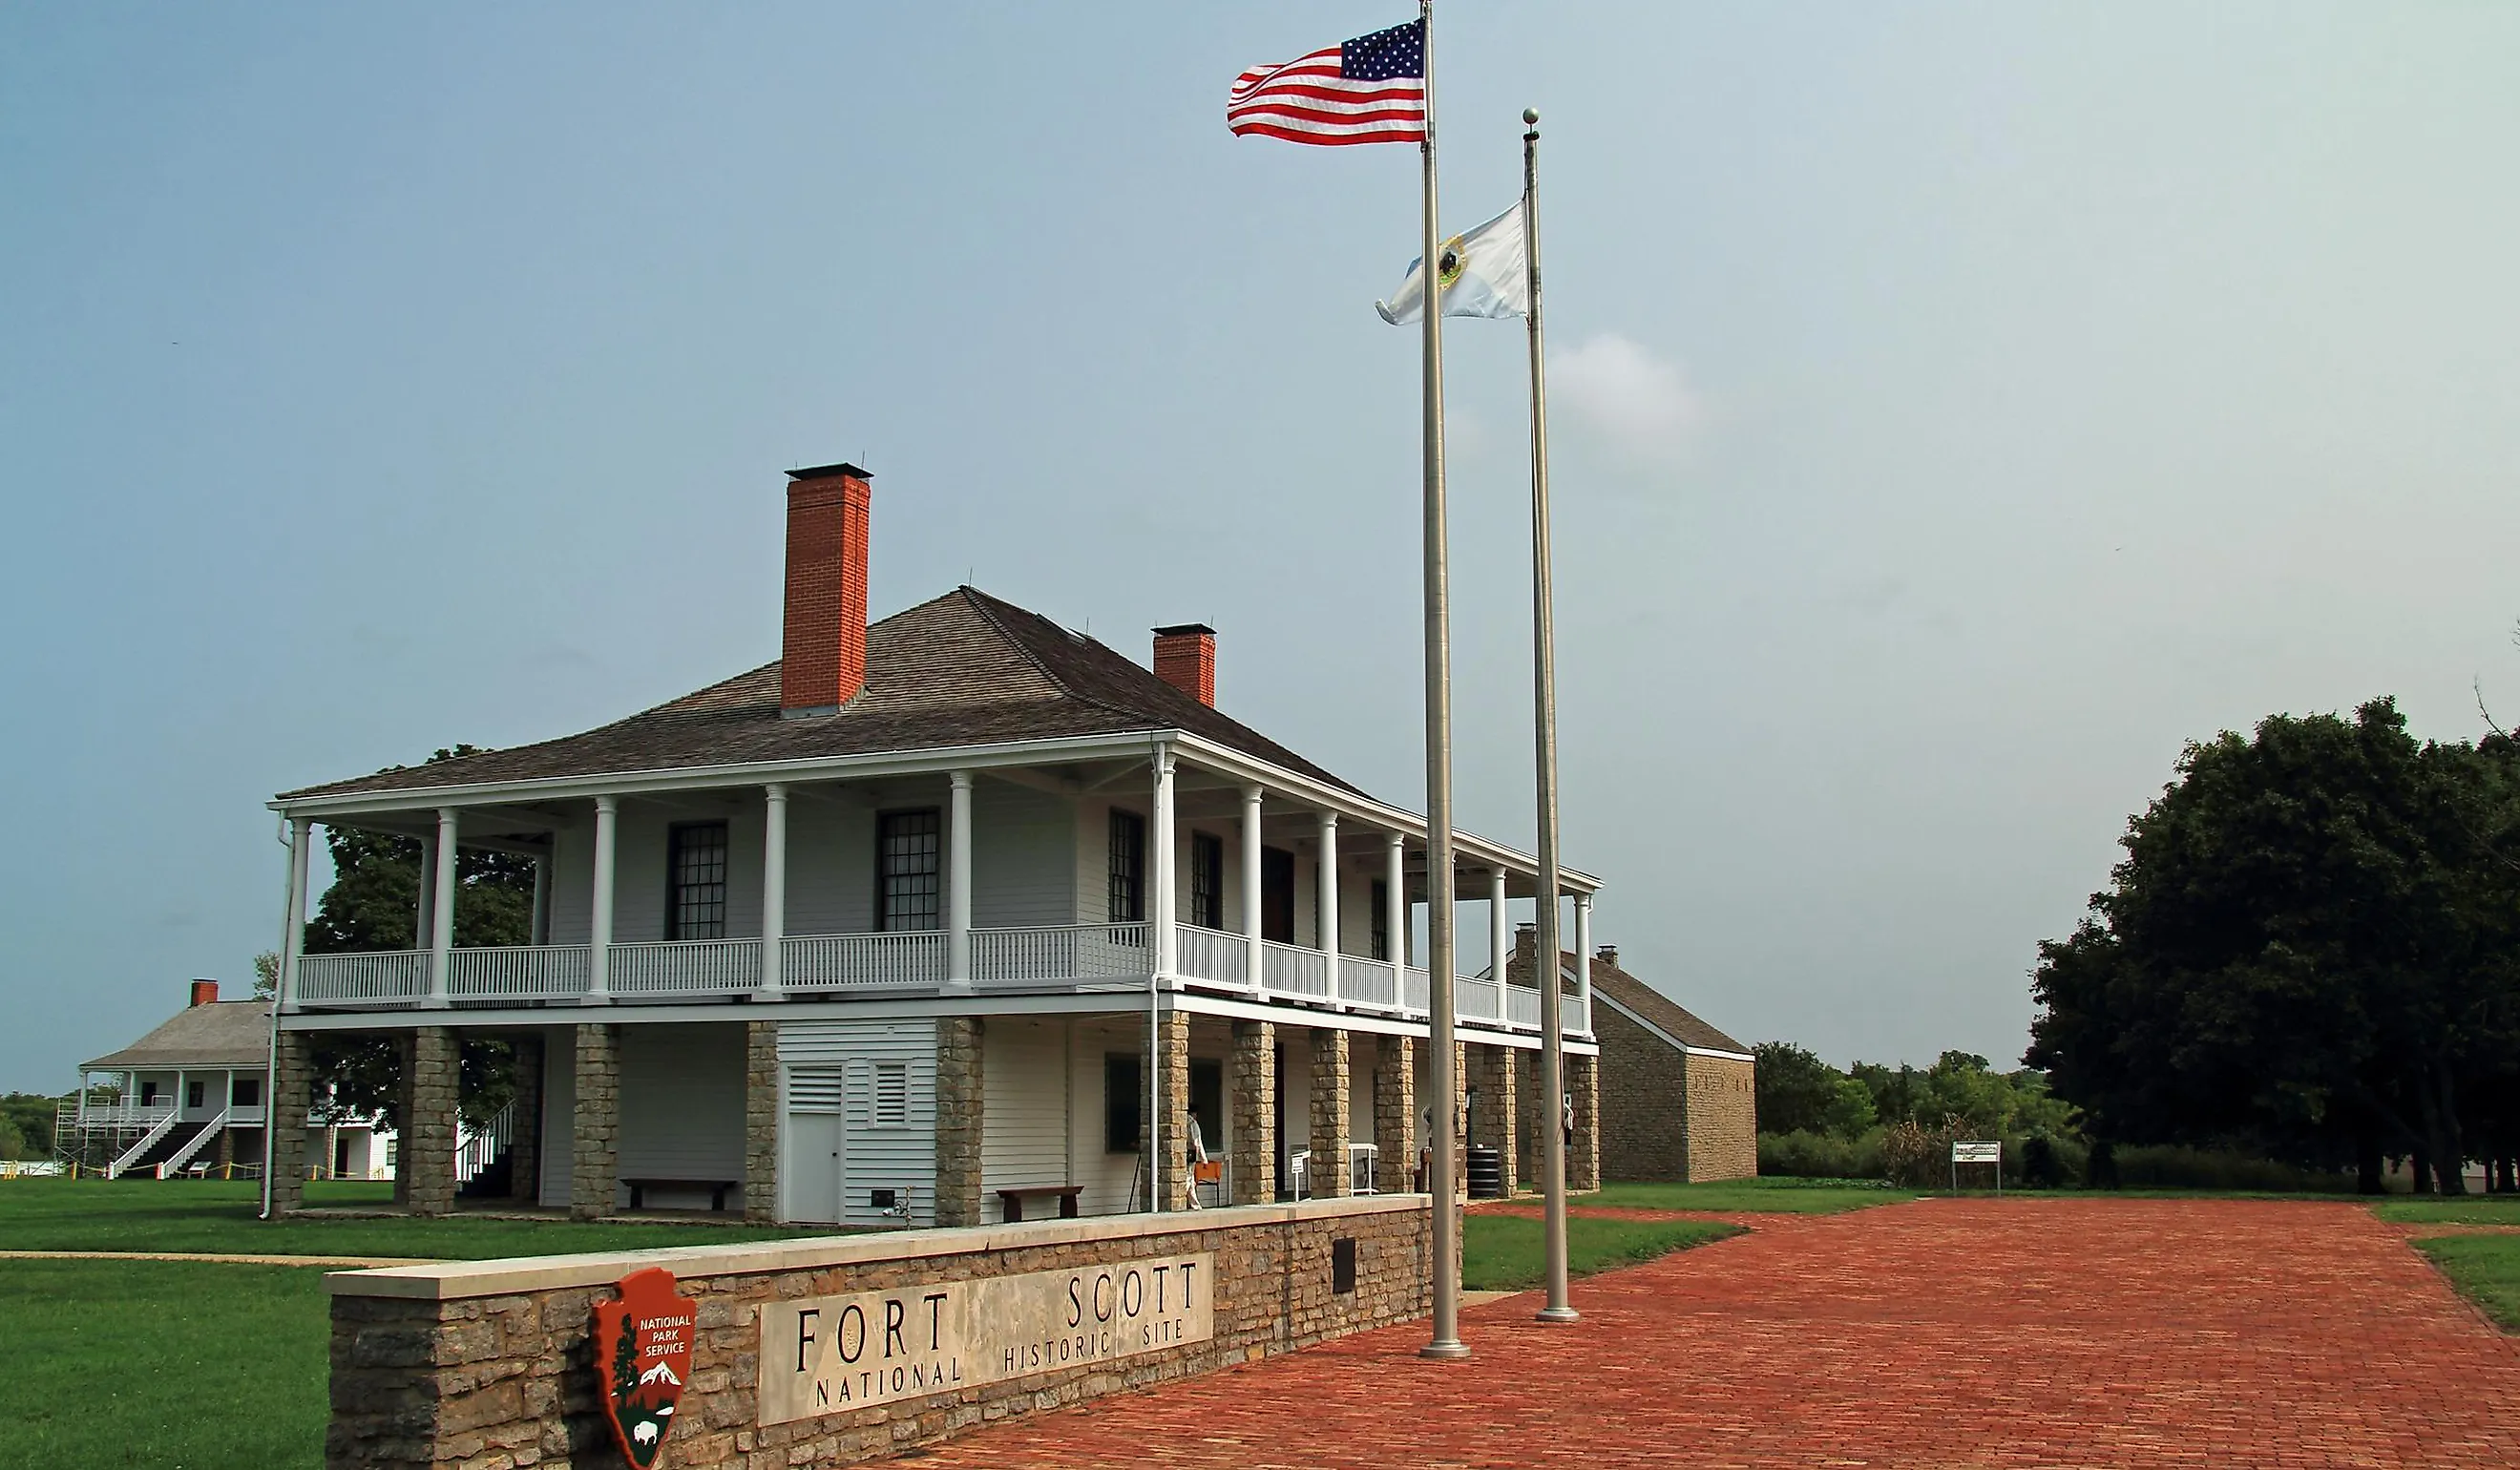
[538,1026,576,1208]
[617,1022,747,1210]
[547,826,592,947]
[1065,1016,1144,1216]
[779,1019,938,1228]
[971,785,1077,928]
[981,1019,1070,1219]
[783,802,876,936]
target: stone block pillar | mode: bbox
[745,1020,781,1224]
[1569,1052,1602,1192]
[570,1024,620,1221]
[398,1027,458,1218]
[1136,1012,1191,1211]
[266,1028,314,1214]
[935,1017,985,1227]
[1228,1019,1276,1205]
[1470,1042,1518,1195]
[1374,1035,1414,1195]
[505,1034,542,1205]
[1307,1027,1350,1199]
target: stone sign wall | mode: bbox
[325,1195,1429,1469]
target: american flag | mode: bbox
[1228,19,1426,147]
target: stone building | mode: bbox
[1509,929,1755,1184]
[260,462,1609,1226]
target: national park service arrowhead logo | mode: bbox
[595,1267,697,1468]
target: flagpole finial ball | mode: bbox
[1522,107,1539,125]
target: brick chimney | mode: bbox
[1594,944,1618,971]
[190,979,219,1008]
[1152,623,1216,706]
[781,464,873,717]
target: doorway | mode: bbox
[1261,847,1296,944]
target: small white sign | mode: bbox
[1950,1141,2002,1165]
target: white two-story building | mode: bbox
[263,463,1606,1227]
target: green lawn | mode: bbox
[2414,1234,2520,1332]
[1579,1177,1901,1214]
[1,1258,329,1469]
[1461,1211,1740,1292]
[0,1178,836,1259]
[2374,1195,2520,1227]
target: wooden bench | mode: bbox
[622,1177,739,1212]
[996,1185,1083,1222]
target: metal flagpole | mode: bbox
[1523,107,1580,1327]
[1417,0,1469,1362]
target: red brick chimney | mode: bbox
[190,979,219,1008]
[781,464,873,717]
[1152,623,1216,706]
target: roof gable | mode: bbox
[281,587,1361,801]
[82,999,273,1071]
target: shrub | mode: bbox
[1758,1129,1884,1180]
[2109,1145,2350,1193]
[2020,1133,2070,1187]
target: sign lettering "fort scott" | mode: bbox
[755,1253,1215,1426]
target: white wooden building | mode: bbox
[263,464,1605,1226]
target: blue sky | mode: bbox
[5,4,2518,1092]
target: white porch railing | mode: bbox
[1561,992,1589,1036]
[297,951,428,1006]
[1336,956,1400,1010]
[1176,925,1250,988]
[608,938,762,998]
[1456,975,1503,1026]
[1261,940,1331,998]
[155,1110,231,1179]
[1505,983,1543,1030]
[106,1108,181,1179]
[447,944,591,1001]
[784,932,946,991]
[971,923,1150,986]
[1402,965,1431,1014]
[455,1102,516,1185]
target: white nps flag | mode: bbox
[1375,201,1527,325]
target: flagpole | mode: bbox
[1417,0,1469,1363]
[1522,107,1579,1327]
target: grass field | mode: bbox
[2,1258,328,1469]
[0,1178,830,1258]
[2413,1234,2520,1332]
[1461,1212,1740,1292]
[2374,1195,2520,1226]
[1581,1177,1901,1214]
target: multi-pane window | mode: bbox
[877,809,942,931]
[1370,879,1392,961]
[1108,809,1147,923]
[1189,832,1225,930]
[667,822,728,940]
[231,1078,262,1108]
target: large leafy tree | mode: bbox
[2028,699,2520,1193]
[299,746,536,1129]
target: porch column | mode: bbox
[1228,1019,1275,1204]
[1308,1026,1351,1199]
[1573,894,1593,1032]
[1569,1051,1602,1191]
[585,796,617,1005]
[1471,1042,1519,1194]
[1376,1035,1416,1193]
[528,856,550,947]
[506,1035,542,1204]
[761,784,788,1000]
[1140,1009,1190,1210]
[1240,784,1265,996]
[414,830,437,958]
[571,1023,620,1219]
[935,1017,984,1226]
[945,771,974,995]
[745,1020,779,1224]
[1488,869,1509,998]
[1151,748,1177,982]
[265,1029,313,1214]
[424,808,458,1009]
[1317,812,1339,992]
[1384,834,1405,967]
[399,1027,458,1217]
[278,816,311,1015]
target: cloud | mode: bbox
[1547,333,1706,465]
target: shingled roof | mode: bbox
[282,587,1362,802]
[1509,936,1750,1056]
[82,999,272,1071]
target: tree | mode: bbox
[2028,698,2520,1193]
[1754,1041,1843,1135]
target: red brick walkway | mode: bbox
[909,1198,2520,1467]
